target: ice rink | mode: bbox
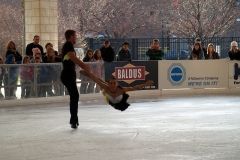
[0,95,240,160]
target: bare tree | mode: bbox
[58,0,158,44]
[168,0,239,41]
[0,1,23,58]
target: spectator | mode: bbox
[43,42,61,62]
[32,48,42,62]
[100,40,115,62]
[4,54,18,99]
[20,56,33,98]
[117,42,131,61]
[5,41,21,98]
[146,39,164,60]
[42,47,62,96]
[0,56,5,99]
[42,46,61,63]
[5,41,22,64]
[80,49,95,94]
[93,49,103,93]
[190,42,204,60]
[195,38,207,55]
[26,35,44,58]
[94,49,103,62]
[33,48,54,97]
[228,41,240,60]
[204,43,219,59]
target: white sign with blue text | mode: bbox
[158,60,228,89]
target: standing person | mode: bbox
[4,54,18,99]
[60,29,90,129]
[0,56,5,99]
[20,56,33,98]
[4,41,22,99]
[117,42,131,61]
[204,43,219,60]
[43,42,61,61]
[42,46,62,96]
[80,49,95,94]
[25,35,44,59]
[146,39,164,60]
[93,49,103,93]
[5,41,22,64]
[32,48,47,97]
[228,41,240,60]
[100,40,115,62]
[190,42,204,60]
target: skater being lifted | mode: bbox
[80,70,153,111]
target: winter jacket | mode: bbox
[117,49,131,61]
[146,49,164,60]
[100,46,115,62]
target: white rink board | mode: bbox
[159,60,229,89]
[229,61,240,88]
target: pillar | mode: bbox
[24,0,58,52]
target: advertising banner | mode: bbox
[104,61,158,90]
[159,60,228,89]
[229,61,240,88]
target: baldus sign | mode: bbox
[115,66,145,81]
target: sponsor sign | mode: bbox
[229,61,240,88]
[104,61,158,90]
[159,60,228,89]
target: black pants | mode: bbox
[61,70,79,125]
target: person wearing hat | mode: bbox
[117,42,132,61]
[204,43,219,59]
[228,41,240,60]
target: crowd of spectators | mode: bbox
[0,35,240,99]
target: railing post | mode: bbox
[131,39,138,60]
[88,38,94,50]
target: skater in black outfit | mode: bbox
[81,70,153,111]
[60,30,90,129]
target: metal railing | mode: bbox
[0,62,104,100]
[87,37,240,60]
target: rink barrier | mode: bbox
[1,60,240,107]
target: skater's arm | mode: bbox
[80,70,109,90]
[122,80,154,92]
[68,52,90,72]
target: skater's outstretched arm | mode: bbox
[122,80,154,92]
[67,52,90,72]
[80,70,109,90]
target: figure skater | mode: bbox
[81,70,153,111]
[61,30,90,129]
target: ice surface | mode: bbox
[0,95,240,160]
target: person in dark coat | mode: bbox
[228,41,240,60]
[5,41,22,64]
[80,49,95,94]
[190,42,205,60]
[204,43,219,60]
[146,39,164,60]
[25,35,44,59]
[4,41,22,99]
[100,40,115,62]
[117,42,131,61]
